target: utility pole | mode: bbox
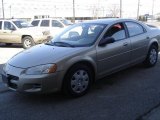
[54,5,56,17]
[152,0,155,20]
[2,0,5,18]
[10,5,11,18]
[97,0,100,19]
[72,0,75,23]
[137,0,140,20]
[120,0,122,18]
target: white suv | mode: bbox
[31,18,73,38]
[0,19,49,49]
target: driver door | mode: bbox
[97,22,131,78]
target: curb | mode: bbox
[0,86,9,93]
[0,74,9,93]
[0,83,9,93]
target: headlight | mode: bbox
[24,64,57,75]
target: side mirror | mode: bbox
[99,37,115,46]
[10,27,16,31]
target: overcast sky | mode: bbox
[4,0,159,15]
[1,0,160,18]
[54,0,160,17]
[75,0,159,15]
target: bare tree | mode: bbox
[109,4,120,17]
[91,6,99,19]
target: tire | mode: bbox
[22,36,35,49]
[143,45,158,67]
[62,64,93,97]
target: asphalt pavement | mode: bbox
[2,62,160,120]
[1,44,160,120]
[141,107,160,120]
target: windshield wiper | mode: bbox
[45,41,54,46]
[53,42,75,47]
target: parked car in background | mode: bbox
[0,19,50,49]
[2,18,160,97]
[30,18,72,38]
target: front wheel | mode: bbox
[62,64,93,97]
[22,36,35,49]
[143,45,158,67]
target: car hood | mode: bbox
[8,44,85,68]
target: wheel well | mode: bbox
[72,61,95,77]
[21,35,32,42]
[62,61,96,86]
[151,42,158,49]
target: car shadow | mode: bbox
[10,63,148,103]
[93,64,145,89]
[2,54,160,104]
[0,43,23,48]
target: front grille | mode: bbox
[6,74,19,89]
[8,82,17,89]
[7,74,19,81]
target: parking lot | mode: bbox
[0,43,23,64]
[1,44,160,120]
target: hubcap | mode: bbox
[24,39,32,48]
[149,48,157,64]
[71,70,89,93]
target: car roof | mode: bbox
[83,18,140,25]
[32,18,62,21]
[0,19,26,21]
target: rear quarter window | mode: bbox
[52,20,63,28]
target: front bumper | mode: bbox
[1,64,64,93]
[33,35,50,44]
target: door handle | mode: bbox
[123,42,128,46]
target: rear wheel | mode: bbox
[22,36,35,49]
[143,45,158,67]
[62,64,93,97]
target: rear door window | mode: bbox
[40,20,50,27]
[125,22,145,37]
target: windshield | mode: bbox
[50,23,106,47]
[13,20,32,28]
[60,19,73,25]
